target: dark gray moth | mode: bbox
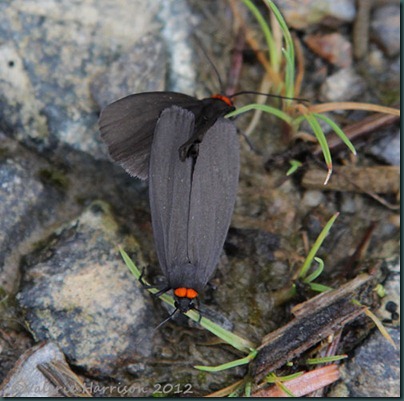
[99,93,239,313]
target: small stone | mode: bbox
[301,190,325,208]
[368,46,387,72]
[339,327,400,396]
[378,257,400,326]
[369,129,400,166]
[371,4,400,57]
[320,67,366,102]
[276,0,356,29]
[340,193,357,214]
[385,301,398,313]
[0,342,84,397]
[304,33,352,68]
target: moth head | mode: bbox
[174,287,198,313]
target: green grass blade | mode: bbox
[309,282,333,293]
[303,257,324,283]
[298,213,339,279]
[194,350,257,372]
[286,160,302,176]
[196,315,255,353]
[244,380,252,397]
[306,355,347,365]
[277,382,296,397]
[266,372,304,383]
[242,0,279,72]
[303,113,332,180]
[314,113,357,155]
[226,103,293,124]
[281,47,295,101]
[119,247,255,353]
[265,0,295,99]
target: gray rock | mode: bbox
[0,133,67,293]
[320,67,366,102]
[158,0,197,93]
[371,4,400,57]
[339,327,400,397]
[276,0,356,29]
[301,190,325,208]
[17,201,155,377]
[90,33,167,109]
[0,160,41,291]
[378,257,400,325]
[340,193,358,214]
[0,0,161,158]
[369,129,400,166]
[0,342,88,397]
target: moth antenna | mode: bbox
[133,308,179,347]
[153,308,179,331]
[197,40,225,94]
[229,90,309,104]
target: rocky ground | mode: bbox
[0,0,399,397]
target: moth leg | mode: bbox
[193,298,203,323]
[178,120,210,161]
[139,266,153,289]
[178,138,201,161]
[153,286,171,298]
[139,267,169,296]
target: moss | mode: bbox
[0,146,10,159]
[38,168,70,191]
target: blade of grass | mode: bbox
[309,283,333,293]
[364,308,396,349]
[242,0,279,72]
[266,372,304,383]
[196,315,256,353]
[306,355,347,365]
[265,0,295,100]
[286,160,302,176]
[298,213,339,279]
[194,350,257,372]
[206,380,244,397]
[303,257,324,283]
[303,113,332,184]
[314,113,357,155]
[244,380,252,397]
[309,102,400,116]
[281,47,295,102]
[226,103,293,124]
[119,246,255,353]
[276,382,297,397]
[352,299,397,349]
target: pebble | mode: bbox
[369,129,400,166]
[371,4,400,57]
[301,190,325,208]
[320,67,366,102]
[304,33,352,68]
[337,327,400,396]
[0,342,83,397]
[275,0,356,29]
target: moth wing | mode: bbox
[148,106,195,275]
[99,92,198,180]
[187,118,239,285]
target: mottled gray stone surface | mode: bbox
[18,201,154,377]
[0,0,400,396]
